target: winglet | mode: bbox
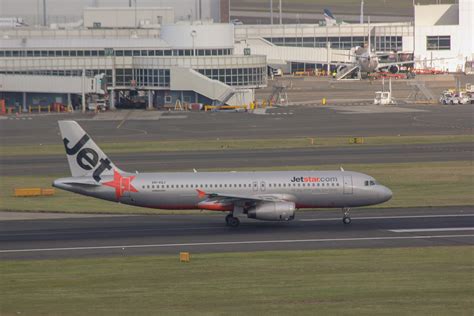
[196,189,207,198]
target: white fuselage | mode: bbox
[54,170,392,211]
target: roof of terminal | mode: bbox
[0,37,171,49]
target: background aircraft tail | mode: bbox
[323,9,337,25]
[58,120,120,181]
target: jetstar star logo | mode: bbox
[102,170,138,199]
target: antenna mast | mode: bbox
[368,16,371,53]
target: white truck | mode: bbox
[374,91,394,105]
[439,90,470,105]
[374,78,395,105]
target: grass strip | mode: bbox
[1,247,472,315]
[1,161,472,214]
[1,134,472,157]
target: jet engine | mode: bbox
[388,65,399,74]
[247,202,296,221]
[337,64,348,74]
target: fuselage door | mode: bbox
[343,176,353,194]
[260,181,266,192]
[253,181,258,192]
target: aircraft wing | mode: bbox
[376,57,455,71]
[376,61,415,70]
[196,189,291,203]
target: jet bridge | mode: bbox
[0,74,101,94]
[234,38,351,68]
[170,67,254,106]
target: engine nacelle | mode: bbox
[337,65,348,73]
[389,65,399,74]
[247,202,296,221]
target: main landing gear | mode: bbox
[225,214,240,228]
[342,207,352,225]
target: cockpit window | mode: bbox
[370,180,376,186]
[365,180,376,186]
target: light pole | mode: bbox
[326,41,331,74]
[270,0,273,24]
[42,0,47,26]
[279,0,282,24]
[191,30,197,56]
[413,0,416,66]
[134,0,137,29]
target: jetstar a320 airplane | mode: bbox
[53,121,392,227]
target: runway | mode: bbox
[1,142,472,176]
[1,206,472,260]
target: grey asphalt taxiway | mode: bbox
[1,104,472,146]
[1,142,472,176]
[1,207,472,260]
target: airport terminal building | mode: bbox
[234,0,472,74]
[0,0,472,111]
[0,7,266,110]
[234,22,413,74]
[413,0,473,72]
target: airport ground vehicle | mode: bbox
[369,72,407,80]
[439,90,471,105]
[374,91,394,105]
[414,68,446,75]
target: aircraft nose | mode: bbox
[378,186,393,202]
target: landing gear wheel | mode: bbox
[225,215,240,228]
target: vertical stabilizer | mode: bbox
[323,9,337,26]
[58,120,120,181]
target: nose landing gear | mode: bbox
[342,207,352,225]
